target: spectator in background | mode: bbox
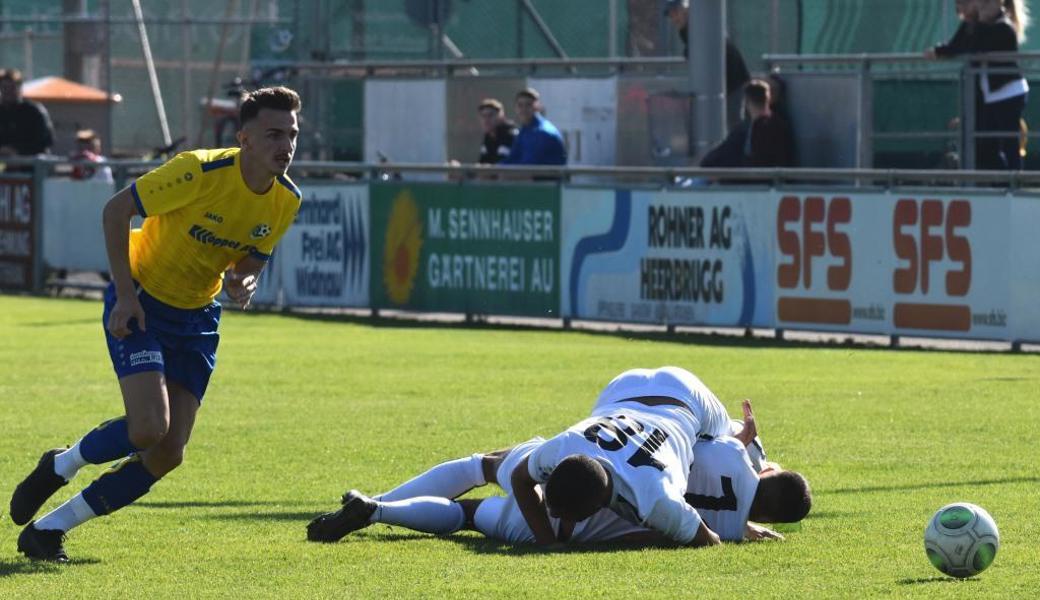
[700,79,795,169]
[926,0,978,61]
[664,0,750,128]
[69,129,114,183]
[501,88,567,167]
[0,68,54,159]
[477,98,518,165]
[929,0,1030,170]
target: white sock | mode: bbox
[34,492,98,533]
[53,442,88,481]
[375,454,486,502]
[372,497,466,535]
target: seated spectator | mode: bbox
[701,79,795,169]
[69,129,114,183]
[501,88,567,167]
[0,68,54,160]
[477,98,518,165]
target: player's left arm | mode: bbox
[225,255,266,309]
[744,522,784,542]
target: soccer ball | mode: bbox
[923,502,999,578]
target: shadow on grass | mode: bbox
[897,576,975,585]
[0,556,101,577]
[820,475,1040,496]
[136,500,312,509]
[19,318,99,328]
[804,510,856,519]
[205,510,322,522]
[231,306,1036,356]
[331,530,692,556]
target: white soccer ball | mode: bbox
[923,502,1000,578]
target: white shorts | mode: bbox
[592,367,730,439]
[473,497,646,544]
[477,438,645,544]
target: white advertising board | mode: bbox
[42,178,115,271]
[1009,194,1040,342]
[364,79,446,178]
[528,77,617,167]
[277,185,370,307]
[772,191,1012,340]
[562,188,775,327]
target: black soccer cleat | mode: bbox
[18,522,69,563]
[306,489,377,543]
[10,448,68,526]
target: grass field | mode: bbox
[1,294,1038,599]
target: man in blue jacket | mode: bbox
[501,88,567,167]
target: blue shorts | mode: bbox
[102,283,221,403]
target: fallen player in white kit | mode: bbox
[307,367,811,547]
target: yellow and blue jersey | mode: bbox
[128,148,301,309]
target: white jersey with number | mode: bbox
[527,406,703,544]
[685,436,760,541]
[592,367,731,441]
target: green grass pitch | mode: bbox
[1,294,1038,598]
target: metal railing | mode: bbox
[765,51,1040,170]
[8,156,1040,190]
[250,56,688,77]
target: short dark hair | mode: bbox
[752,470,812,523]
[516,87,540,102]
[0,68,24,84]
[743,79,770,109]
[544,455,609,519]
[478,98,504,113]
[239,86,301,125]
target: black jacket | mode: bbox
[678,28,750,95]
[934,15,1022,95]
[479,120,519,164]
[0,100,54,155]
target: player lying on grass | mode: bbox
[306,420,810,546]
[307,368,811,546]
[9,87,303,563]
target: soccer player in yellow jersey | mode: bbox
[10,87,303,562]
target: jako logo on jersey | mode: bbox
[129,350,163,366]
[251,223,272,239]
[205,212,224,223]
[189,224,244,249]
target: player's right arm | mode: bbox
[510,456,557,546]
[645,495,721,547]
[102,186,145,338]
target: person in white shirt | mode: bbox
[307,367,810,547]
[305,412,811,546]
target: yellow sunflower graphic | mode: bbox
[382,190,423,305]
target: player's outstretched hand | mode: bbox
[735,399,757,447]
[225,271,258,309]
[745,522,784,542]
[108,294,146,339]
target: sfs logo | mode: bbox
[892,199,971,297]
[776,196,851,291]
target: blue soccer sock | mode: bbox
[81,454,158,517]
[77,416,141,464]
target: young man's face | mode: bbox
[478,107,501,133]
[975,0,1002,22]
[667,6,688,28]
[514,95,537,126]
[0,79,21,105]
[238,107,299,176]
